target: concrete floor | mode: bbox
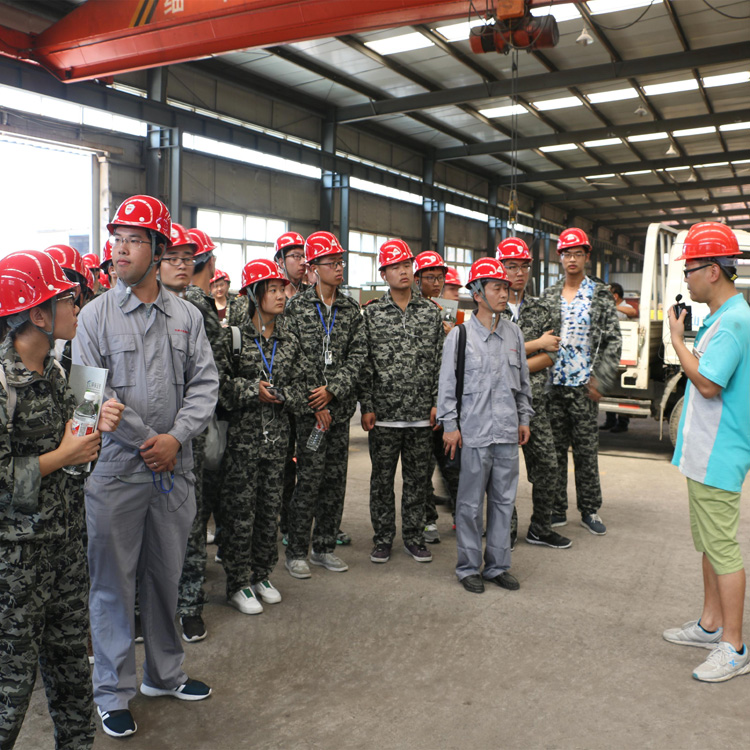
[17,417,750,749]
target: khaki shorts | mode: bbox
[687,477,743,575]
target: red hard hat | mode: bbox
[0,250,79,317]
[305,231,345,264]
[188,228,217,258]
[378,239,414,270]
[82,253,102,270]
[107,194,171,244]
[240,258,290,295]
[445,267,462,286]
[45,245,92,293]
[102,238,113,264]
[557,228,591,254]
[84,267,95,292]
[466,257,509,288]
[413,251,448,274]
[99,270,111,290]
[210,270,230,285]
[275,232,306,260]
[676,222,740,261]
[497,237,532,261]
[169,222,198,253]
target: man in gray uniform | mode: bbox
[73,195,219,739]
[438,258,533,594]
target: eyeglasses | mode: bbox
[560,251,586,260]
[504,263,531,274]
[316,260,346,269]
[110,236,150,248]
[683,263,714,279]
[420,275,444,284]
[56,291,78,306]
[161,256,196,266]
[285,253,305,262]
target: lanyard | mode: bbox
[254,338,277,383]
[316,303,337,337]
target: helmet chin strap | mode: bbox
[8,300,58,348]
[248,286,267,333]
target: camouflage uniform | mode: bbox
[284,286,366,559]
[541,278,622,518]
[217,316,305,596]
[0,340,94,750]
[500,295,559,537]
[227,294,249,328]
[177,285,230,618]
[359,291,443,546]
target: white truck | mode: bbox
[600,223,750,444]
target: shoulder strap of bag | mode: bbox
[230,326,242,366]
[454,323,466,421]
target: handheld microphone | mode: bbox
[673,294,692,332]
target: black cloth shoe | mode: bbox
[134,613,144,644]
[98,706,137,738]
[487,572,520,590]
[610,423,629,433]
[460,574,485,594]
[526,529,572,549]
[181,615,207,643]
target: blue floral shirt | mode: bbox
[552,276,594,386]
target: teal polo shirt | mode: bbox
[672,293,750,492]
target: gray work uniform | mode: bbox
[437,315,533,580]
[72,280,218,712]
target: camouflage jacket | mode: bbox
[283,285,366,422]
[0,338,83,543]
[500,294,557,402]
[219,315,305,455]
[359,291,443,422]
[227,294,248,328]
[541,277,622,394]
[184,284,230,383]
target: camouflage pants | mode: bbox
[177,430,208,617]
[0,539,94,750]
[279,415,297,536]
[424,426,460,525]
[521,391,559,536]
[217,439,286,597]
[548,385,603,518]
[286,416,350,559]
[370,426,432,546]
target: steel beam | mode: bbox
[601,208,750,228]
[556,177,750,202]
[577,195,750,215]
[336,42,750,122]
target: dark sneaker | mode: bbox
[134,613,144,644]
[97,706,137,738]
[404,543,433,563]
[550,514,567,528]
[140,678,212,701]
[486,571,520,590]
[180,615,207,643]
[423,523,441,544]
[336,529,352,545]
[610,423,628,433]
[460,574,485,594]
[581,513,607,535]
[370,544,391,564]
[510,531,517,552]
[526,529,572,549]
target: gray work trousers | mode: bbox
[85,473,196,711]
[455,443,519,580]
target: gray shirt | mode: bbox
[437,314,533,448]
[72,280,219,477]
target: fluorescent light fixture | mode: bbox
[446,204,489,222]
[720,121,750,132]
[530,5,581,22]
[533,96,582,111]
[621,169,651,175]
[478,104,528,119]
[673,126,716,137]
[583,138,622,148]
[350,177,422,205]
[588,0,654,13]
[586,88,638,104]
[694,161,729,168]
[703,71,750,88]
[539,144,579,153]
[664,166,690,172]
[586,173,616,179]
[365,32,433,55]
[643,79,699,96]
[627,133,669,142]
[732,159,750,165]
[39,98,82,125]
[435,21,490,43]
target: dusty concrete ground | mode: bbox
[16,416,750,749]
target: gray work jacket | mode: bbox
[72,280,219,477]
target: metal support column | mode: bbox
[436,201,446,259]
[169,127,182,223]
[543,232,551,291]
[421,158,434,251]
[320,119,336,231]
[340,174,349,284]
[487,180,499,254]
[146,68,167,199]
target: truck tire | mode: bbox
[669,396,684,447]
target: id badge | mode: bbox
[324,350,333,366]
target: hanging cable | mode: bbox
[698,0,750,18]
[591,0,658,31]
[508,47,520,233]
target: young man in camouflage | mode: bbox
[497,237,571,550]
[359,240,444,564]
[541,228,621,536]
[283,231,366,578]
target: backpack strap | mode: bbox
[454,323,466,423]
[230,326,242,367]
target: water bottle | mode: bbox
[63,391,98,476]
[306,423,327,452]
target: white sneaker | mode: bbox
[692,642,750,682]
[251,579,282,604]
[309,551,349,572]
[206,530,215,545]
[663,620,723,649]
[285,557,312,579]
[228,587,263,615]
